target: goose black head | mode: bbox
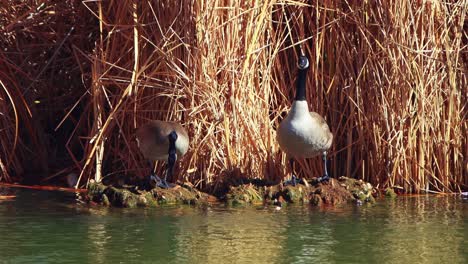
[298,56,309,70]
[168,130,178,142]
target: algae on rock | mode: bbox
[87,181,216,208]
[87,176,378,208]
[224,176,377,207]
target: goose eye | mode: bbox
[298,56,309,69]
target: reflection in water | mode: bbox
[172,207,287,264]
[0,189,466,264]
[87,222,108,263]
[280,207,337,264]
[376,196,466,264]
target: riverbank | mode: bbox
[86,176,383,208]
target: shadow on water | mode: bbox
[0,188,467,264]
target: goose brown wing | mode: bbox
[309,112,333,143]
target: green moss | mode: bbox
[356,191,368,201]
[152,187,202,205]
[385,187,397,198]
[225,185,263,205]
[137,192,159,207]
[86,181,214,208]
[86,177,378,208]
[283,186,307,203]
[102,187,137,208]
[87,181,107,202]
[366,195,376,203]
[228,198,245,206]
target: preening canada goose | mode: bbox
[136,120,189,189]
[277,55,333,185]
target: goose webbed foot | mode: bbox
[315,175,330,183]
[157,178,176,189]
[146,174,162,190]
[315,151,331,183]
[283,175,300,187]
[148,174,175,189]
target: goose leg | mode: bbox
[149,174,163,189]
[162,151,176,189]
[148,161,163,189]
[317,151,330,183]
[284,158,298,186]
[142,161,163,190]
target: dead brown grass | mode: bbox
[0,0,466,193]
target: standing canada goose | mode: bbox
[277,54,333,185]
[136,120,189,189]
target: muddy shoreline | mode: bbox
[87,176,395,208]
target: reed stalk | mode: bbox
[0,0,466,193]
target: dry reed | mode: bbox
[0,0,466,193]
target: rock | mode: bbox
[225,178,368,207]
[87,181,217,207]
[87,176,377,208]
[310,194,322,206]
[385,187,397,198]
[225,184,263,206]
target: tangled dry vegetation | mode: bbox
[0,0,466,194]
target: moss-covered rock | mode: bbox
[311,180,354,205]
[225,184,264,206]
[339,176,377,204]
[153,186,202,205]
[310,194,322,206]
[87,181,217,208]
[224,177,376,207]
[283,185,306,203]
[385,187,397,198]
[87,176,378,208]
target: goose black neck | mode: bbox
[295,68,307,101]
[168,131,178,155]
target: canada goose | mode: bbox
[277,54,333,185]
[136,120,189,189]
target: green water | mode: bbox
[0,189,466,264]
